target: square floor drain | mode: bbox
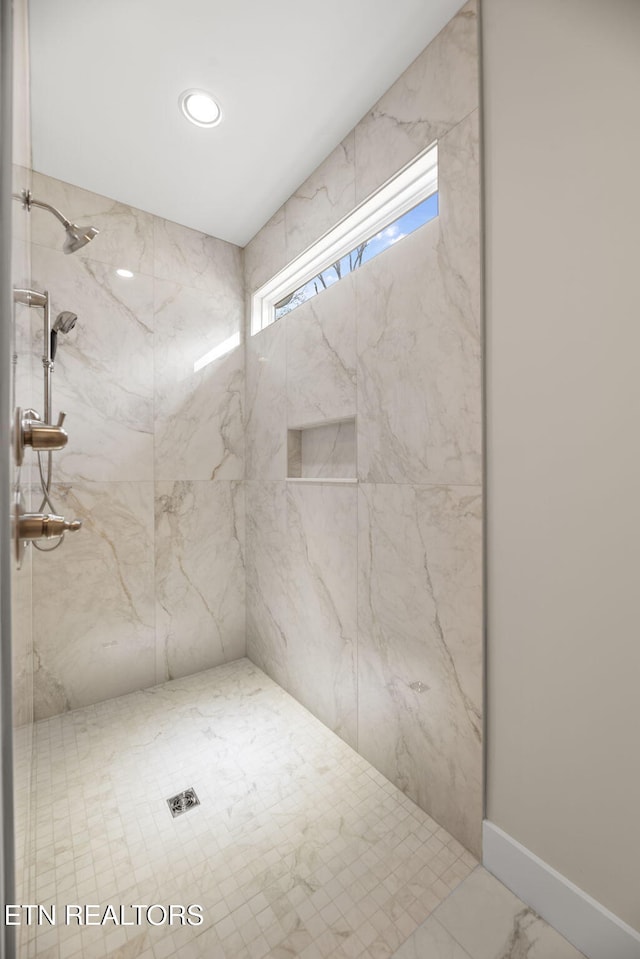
[166,787,200,818]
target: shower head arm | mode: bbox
[14,189,72,229]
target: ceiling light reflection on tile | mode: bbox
[116,268,134,278]
[194,332,240,372]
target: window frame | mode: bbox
[250,140,438,336]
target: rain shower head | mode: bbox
[13,190,100,254]
[63,224,100,254]
[53,311,78,334]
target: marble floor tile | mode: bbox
[424,867,587,959]
[393,917,473,959]
[25,659,478,959]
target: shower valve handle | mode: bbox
[23,418,69,452]
[18,512,82,541]
[13,407,69,465]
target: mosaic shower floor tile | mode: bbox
[19,658,578,959]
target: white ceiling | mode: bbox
[29,0,462,247]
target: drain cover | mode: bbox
[167,787,200,818]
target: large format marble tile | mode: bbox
[438,109,481,341]
[298,420,356,479]
[30,172,154,274]
[243,207,287,296]
[357,482,483,856]
[246,318,287,480]
[354,0,478,202]
[284,132,356,261]
[153,217,243,296]
[153,280,244,481]
[286,271,357,427]
[286,483,358,746]
[245,481,290,690]
[356,218,481,486]
[432,868,587,959]
[155,481,245,682]
[32,481,156,720]
[30,244,154,482]
[393,917,474,959]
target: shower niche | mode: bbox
[287,417,356,483]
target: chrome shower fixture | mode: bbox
[51,311,78,360]
[13,189,99,253]
[53,310,78,334]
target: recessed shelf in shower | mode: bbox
[287,417,356,482]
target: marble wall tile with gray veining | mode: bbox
[245,481,291,690]
[153,216,243,295]
[154,279,244,480]
[357,482,482,856]
[32,481,156,720]
[286,272,357,426]
[284,133,356,261]
[354,0,478,202]
[31,172,154,274]
[286,483,358,746]
[246,318,287,480]
[299,421,356,479]
[243,208,287,296]
[31,244,154,482]
[155,481,245,683]
[356,218,481,486]
[438,109,481,340]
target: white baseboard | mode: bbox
[482,821,640,959]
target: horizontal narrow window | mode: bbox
[274,193,438,321]
[251,141,438,335]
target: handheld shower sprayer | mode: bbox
[12,189,99,253]
[50,311,78,360]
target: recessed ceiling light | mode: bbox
[179,89,222,128]
[116,268,134,278]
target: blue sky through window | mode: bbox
[274,192,438,321]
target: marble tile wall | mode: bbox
[28,173,246,719]
[244,0,482,856]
